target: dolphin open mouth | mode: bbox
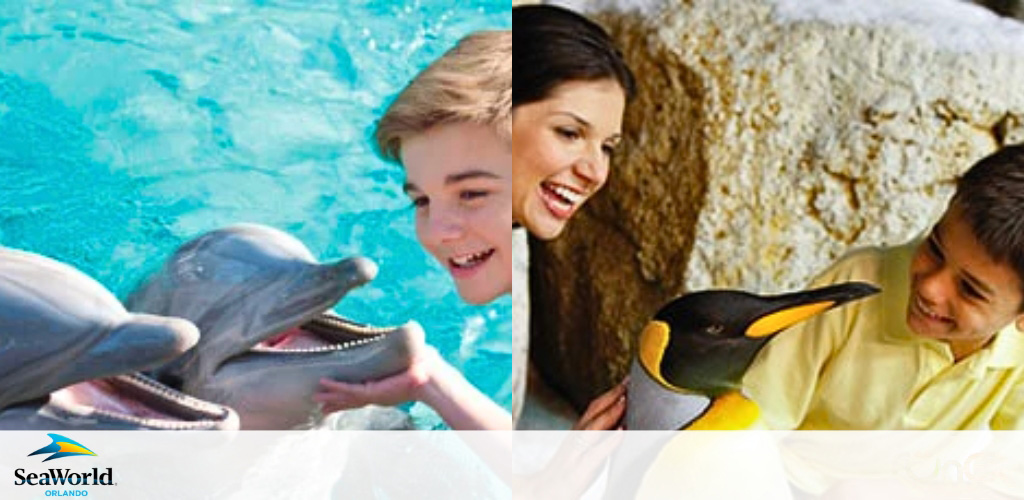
[185,311,422,430]
[255,314,402,353]
[42,373,237,430]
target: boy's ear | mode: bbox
[1016,314,1024,332]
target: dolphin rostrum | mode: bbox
[0,248,239,430]
[126,224,424,430]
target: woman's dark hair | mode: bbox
[513,4,636,108]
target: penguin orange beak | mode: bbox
[745,282,879,338]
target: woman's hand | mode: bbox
[572,378,628,430]
[511,379,629,499]
[313,347,441,414]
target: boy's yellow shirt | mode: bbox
[743,241,1024,430]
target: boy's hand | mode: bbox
[314,347,441,413]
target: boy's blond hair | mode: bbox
[375,30,511,163]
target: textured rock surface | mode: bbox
[531,0,1024,408]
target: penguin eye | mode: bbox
[704,325,724,336]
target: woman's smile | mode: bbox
[539,180,587,219]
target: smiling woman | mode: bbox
[513,80,626,239]
[512,4,636,240]
[510,4,640,431]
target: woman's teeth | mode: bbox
[543,182,584,210]
[552,184,584,205]
[451,249,495,269]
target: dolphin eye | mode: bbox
[704,325,724,335]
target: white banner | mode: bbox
[1,431,1022,499]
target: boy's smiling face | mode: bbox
[402,122,513,305]
[907,203,1024,359]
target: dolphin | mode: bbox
[0,248,239,430]
[126,224,424,430]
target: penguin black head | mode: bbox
[638,281,879,397]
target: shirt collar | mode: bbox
[986,322,1024,368]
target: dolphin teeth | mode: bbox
[252,314,400,353]
[51,374,236,430]
[251,334,384,354]
[313,314,398,335]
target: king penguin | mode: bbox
[626,281,879,430]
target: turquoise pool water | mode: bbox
[0,0,511,429]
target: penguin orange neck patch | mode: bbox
[639,320,675,389]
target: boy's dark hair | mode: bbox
[512,4,636,108]
[954,144,1024,306]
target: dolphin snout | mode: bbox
[331,256,378,289]
[114,313,201,369]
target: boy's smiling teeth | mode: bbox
[916,296,951,323]
[451,249,495,269]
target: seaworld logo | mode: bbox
[14,434,115,489]
[28,434,96,462]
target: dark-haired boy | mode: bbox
[744,145,1024,430]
